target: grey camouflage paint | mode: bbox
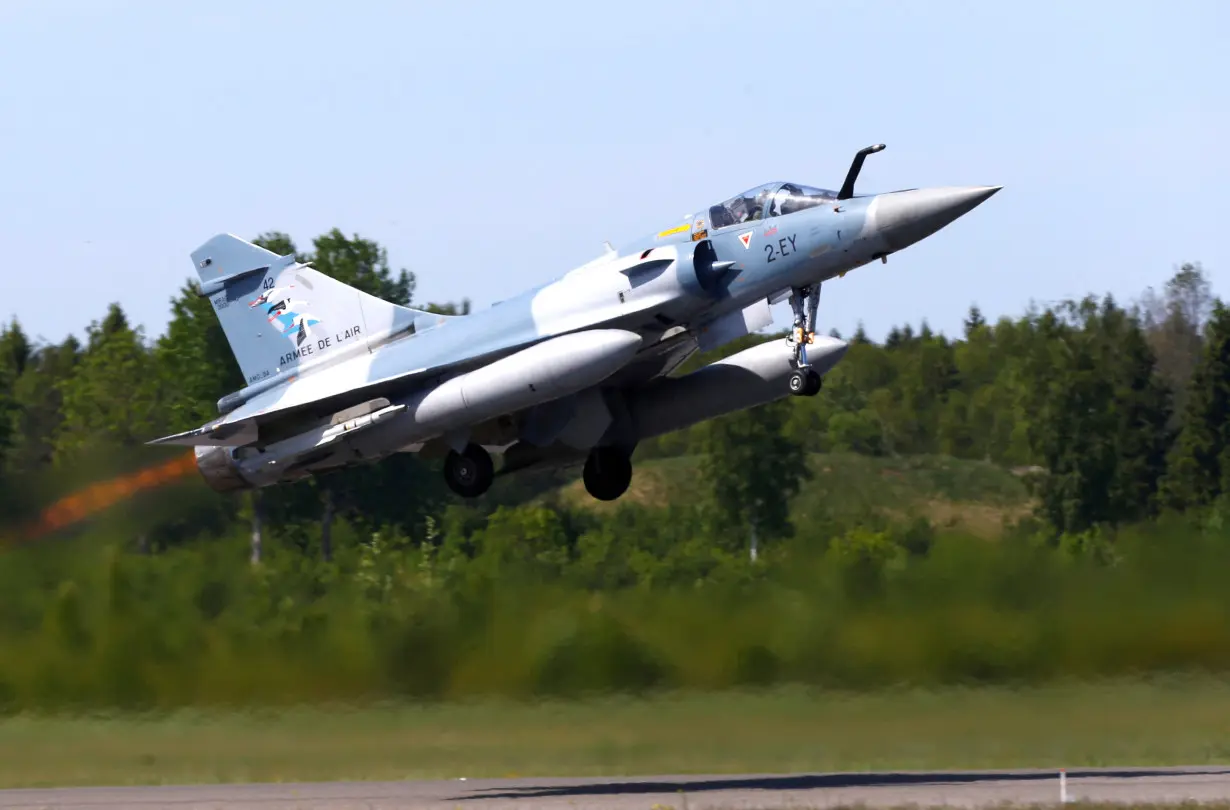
[152,166,1000,475]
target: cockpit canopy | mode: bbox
[707,182,838,230]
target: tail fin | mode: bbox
[191,234,453,386]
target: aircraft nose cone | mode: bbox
[876,185,1001,252]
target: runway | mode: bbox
[2,767,1229,809]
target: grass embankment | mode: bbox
[0,677,1227,788]
[560,452,1032,538]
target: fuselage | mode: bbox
[218,182,999,428]
[182,170,1000,497]
[354,182,998,381]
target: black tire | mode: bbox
[443,444,494,498]
[804,369,823,396]
[788,368,809,396]
[583,446,633,501]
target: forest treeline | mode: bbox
[1,229,1229,710]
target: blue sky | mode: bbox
[1,0,1227,346]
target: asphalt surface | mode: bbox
[1,767,1229,809]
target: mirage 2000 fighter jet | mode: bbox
[150,145,999,501]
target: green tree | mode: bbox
[963,304,987,337]
[252,231,301,260]
[54,304,164,463]
[155,282,245,431]
[1025,297,1171,533]
[1106,311,1172,520]
[699,400,811,550]
[0,319,31,378]
[0,320,28,465]
[0,365,14,492]
[888,328,959,453]
[5,336,80,474]
[1140,262,1212,418]
[1160,301,1230,510]
[309,228,415,305]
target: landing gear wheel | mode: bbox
[443,444,494,498]
[583,447,633,501]
[788,368,822,397]
[803,369,822,396]
[788,368,810,396]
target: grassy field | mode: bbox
[557,451,1033,538]
[1,677,1228,789]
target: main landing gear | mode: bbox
[443,443,494,498]
[443,443,635,502]
[443,442,634,502]
[787,284,823,397]
[583,446,633,501]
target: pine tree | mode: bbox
[1139,262,1213,420]
[0,319,31,378]
[964,304,987,338]
[1104,308,1172,522]
[1159,301,1230,510]
[1026,297,1171,532]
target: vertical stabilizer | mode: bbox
[191,233,451,386]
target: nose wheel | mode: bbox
[443,443,494,498]
[787,284,823,397]
[789,367,822,397]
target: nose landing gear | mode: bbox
[788,367,821,396]
[787,284,823,397]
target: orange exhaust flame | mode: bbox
[15,451,200,543]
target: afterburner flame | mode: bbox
[20,451,199,541]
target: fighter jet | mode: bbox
[150,144,999,501]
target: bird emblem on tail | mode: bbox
[248,282,321,346]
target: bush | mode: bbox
[2,505,1230,711]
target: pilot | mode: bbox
[748,189,770,221]
[729,196,750,223]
